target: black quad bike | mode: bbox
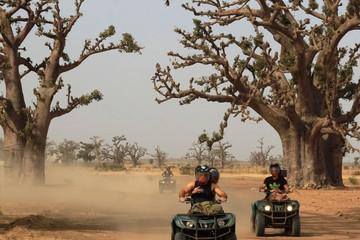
[159,176,176,193]
[171,199,237,240]
[250,191,301,237]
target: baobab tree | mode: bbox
[77,141,96,164]
[149,146,168,168]
[213,141,234,169]
[249,138,277,167]
[56,139,80,166]
[185,142,208,164]
[128,142,147,167]
[0,1,141,185]
[102,136,128,166]
[154,1,360,188]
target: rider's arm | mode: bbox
[284,184,293,193]
[179,182,195,201]
[259,183,267,192]
[213,183,228,202]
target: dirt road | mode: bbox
[0,166,359,239]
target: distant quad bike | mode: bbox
[171,198,237,240]
[250,190,301,237]
[159,177,176,193]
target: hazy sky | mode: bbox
[1,1,359,161]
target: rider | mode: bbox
[209,167,220,184]
[259,163,292,200]
[179,164,227,203]
[162,166,174,178]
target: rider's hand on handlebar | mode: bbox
[220,197,227,202]
[271,189,281,193]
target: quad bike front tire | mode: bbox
[291,215,301,236]
[255,210,265,236]
[250,216,255,233]
[174,232,186,240]
[223,232,237,240]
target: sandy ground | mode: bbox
[0,166,359,240]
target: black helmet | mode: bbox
[195,164,210,181]
[209,167,220,183]
[269,163,281,174]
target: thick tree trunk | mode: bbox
[21,139,46,185]
[20,100,50,185]
[2,128,25,185]
[281,125,344,188]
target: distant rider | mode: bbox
[259,163,293,200]
[162,166,174,178]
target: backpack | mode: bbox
[191,201,224,215]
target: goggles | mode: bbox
[270,167,280,173]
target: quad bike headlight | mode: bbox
[217,219,225,227]
[186,221,194,228]
[287,205,293,211]
[170,181,173,183]
[264,205,271,211]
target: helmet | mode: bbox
[209,167,220,183]
[195,164,210,174]
[166,166,170,171]
[195,164,210,185]
[269,163,281,177]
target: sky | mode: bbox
[1,0,359,162]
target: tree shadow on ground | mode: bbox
[0,214,119,233]
[0,214,170,235]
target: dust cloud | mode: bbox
[0,165,264,239]
[0,165,191,239]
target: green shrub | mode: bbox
[94,162,126,171]
[349,177,358,185]
[352,171,360,176]
[180,164,193,175]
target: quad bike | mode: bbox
[159,176,176,193]
[250,190,300,237]
[171,198,237,240]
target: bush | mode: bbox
[352,171,360,176]
[349,177,358,185]
[180,164,193,175]
[95,162,126,171]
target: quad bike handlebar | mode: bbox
[179,198,227,204]
[263,189,291,194]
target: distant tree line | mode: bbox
[45,135,147,169]
[185,141,235,169]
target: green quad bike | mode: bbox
[250,190,301,237]
[171,198,237,240]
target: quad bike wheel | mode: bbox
[223,232,237,240]
[255,210,265,236]
[291,215,301,236]
[174,232,186,240]
[250,216,255,233]
[284,215,301,236]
